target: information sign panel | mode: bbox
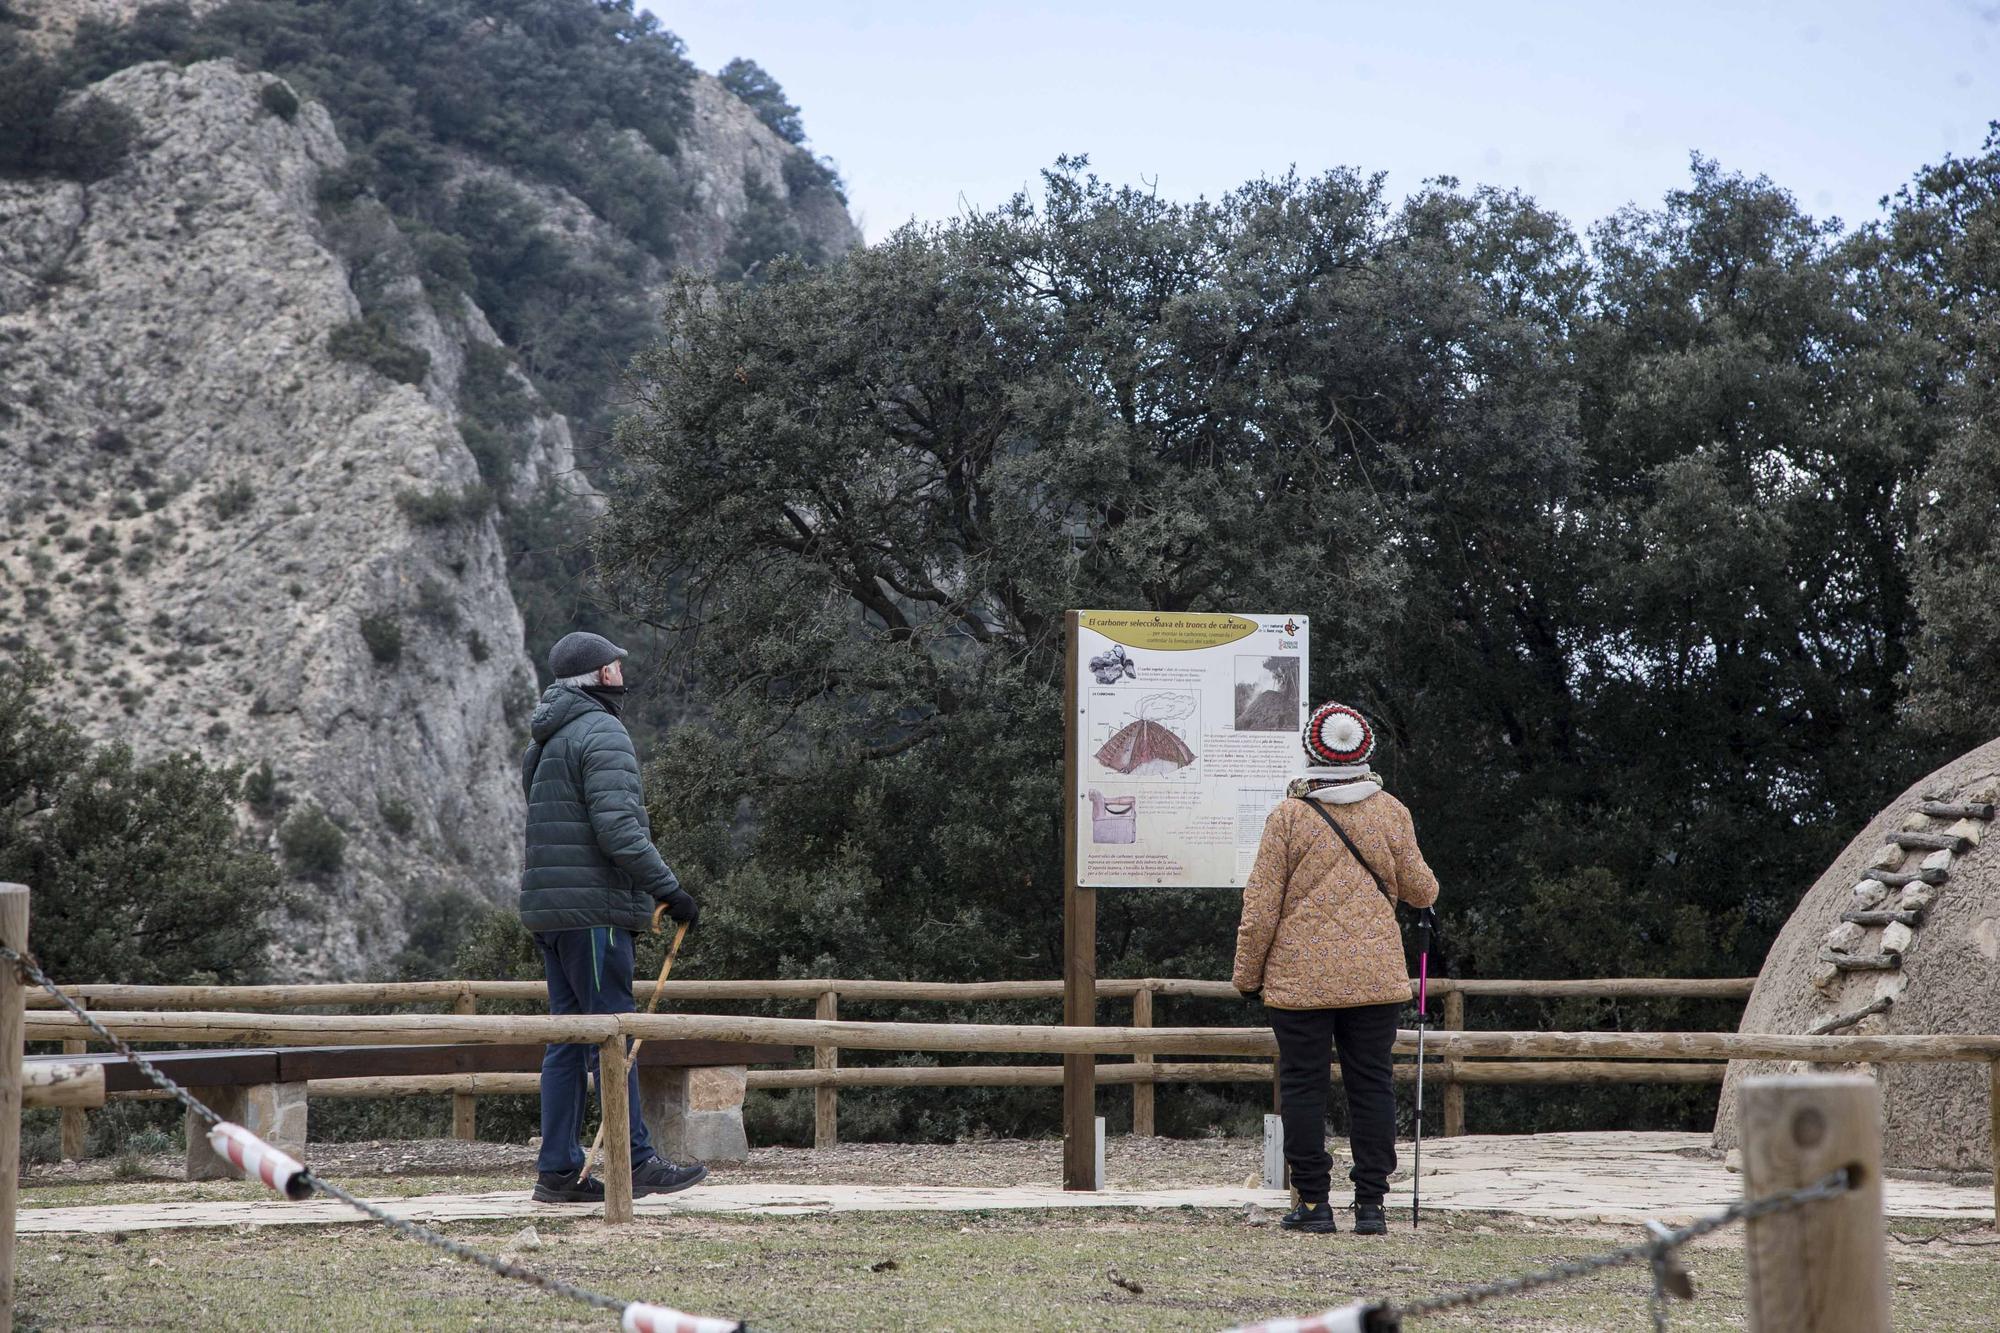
[1072,611,1309,888]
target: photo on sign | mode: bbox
[1233,654,1300,731]
[1088,644,1139,684]
[1092,691,1199,778]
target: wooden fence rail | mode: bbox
[23,973,1757,1144]
[27,1010,2000,1063]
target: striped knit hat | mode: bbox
[1302,701,1375,768]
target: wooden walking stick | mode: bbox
[578,906,688,1185]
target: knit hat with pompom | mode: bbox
[1302,701,1375,769]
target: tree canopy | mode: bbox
[599,144,1997,1137]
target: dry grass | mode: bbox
[15,1207,2000,1331]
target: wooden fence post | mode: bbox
[59,1033,87,1161]
[1130,985,1155,1137]
[450,991,477,1142]
[1,882,29,1333]
[1740,1074,1884,1332]
[814,990,838,1149]
[1442,990,1465,1137]
[599,1037,634,1224]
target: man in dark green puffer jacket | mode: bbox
[520,631,703,1203]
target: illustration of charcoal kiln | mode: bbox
[1089,644,1138,685]
[1088,790,1136,843]
[1094,693,1198,776]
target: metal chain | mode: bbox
[3,946,744,1329]
[1390,1168,1853,1322]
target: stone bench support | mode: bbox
[639,1064,748,1163]
[185,1081,307,1181]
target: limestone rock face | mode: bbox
[1714,738,2000,1171]
[0,61,553,974]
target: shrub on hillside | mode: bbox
[328,315,430,385]
[258,79,298,122]
[394,483,492,526]
[358,612,402,664]
[0,38,138,182]
[278,805,345,879]
[0,656,291,985]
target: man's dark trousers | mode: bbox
[535,926,656,1175]
[1268,1001,1400,1205]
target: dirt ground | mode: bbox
[15,1138,2000,1330]
[19,1135,1272,1208]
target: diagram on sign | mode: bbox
[1087,790,1137,843]
[1092,691,1199,777]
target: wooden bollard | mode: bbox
[450,991,477,1142]
[814,991,838,1149]
[1,883,29,1333]
[599,1037,634,1224]
[1739,1074,1885,1332]
[1130,986,1155,1137]
[1441,990,1466,1137]
[59,1036,87,1160]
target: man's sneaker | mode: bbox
[532,1168,605,1204]
[632,1156,709,1197]
[1279,1201,1337,1234]
[1353,1201,1387,1235]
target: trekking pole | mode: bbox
[1412,906,1436,1229]
[579,907,689,1186]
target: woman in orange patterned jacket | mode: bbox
[1232,701,1439,1236]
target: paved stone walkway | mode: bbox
[17,1132,1993,1234]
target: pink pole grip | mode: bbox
[621,1303,741,1333]
[207,1121,312,1202]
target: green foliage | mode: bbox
[243,759,280,815]
[278,805,345,878]
[719,58,804,144]
[0,656,291,985]
[377,793,414,837]
[0,33,137,182]
[1893,129,2000,743]
[257,78,297,121]
[457,342,534,492]
[207,477,255,521]
[327,315,429,385]
[600,155,1974,1140]
[358,611,402,664]
[715,173,819,286]
[394,483,492,526]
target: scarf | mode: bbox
[1287,764,1382,805]
[583,684,627,719]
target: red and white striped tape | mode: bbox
[621,1302,740,1333]
[207,1121,312,1202]
[1223,1302,1395,1333]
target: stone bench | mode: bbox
[33,1039,797,1179]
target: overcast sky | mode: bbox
[650,1,1997,244]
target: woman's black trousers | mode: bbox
[1267,1000,1401,1205]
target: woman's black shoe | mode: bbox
[1279,1202,1338,1234]
[1353,1201,1387,1235]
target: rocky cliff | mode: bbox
[0,10,859,975]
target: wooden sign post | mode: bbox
[1060,610,1308,1191]
[1061,612,1098,1190]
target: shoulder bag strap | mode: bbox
[1294,796,1394,906]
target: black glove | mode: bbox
[662,890,699,927]
[1237,988,1261,1002]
